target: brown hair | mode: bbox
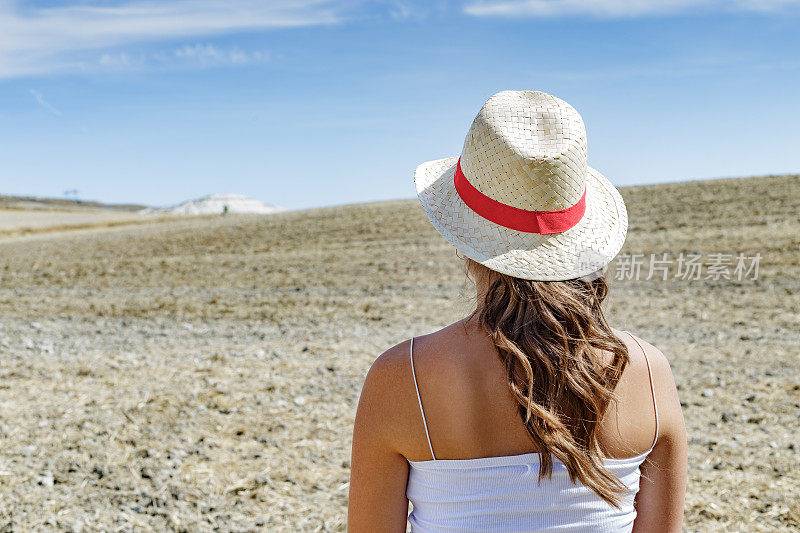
[467,258,630,507]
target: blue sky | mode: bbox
[1,0,799,210]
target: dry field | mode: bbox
[0,206,156,239]
[0,175,798,532]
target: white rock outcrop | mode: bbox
[142,194,282,215]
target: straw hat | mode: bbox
[414,90,627,281]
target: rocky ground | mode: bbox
[0,174,798,531]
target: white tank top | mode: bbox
[406,333,658,533]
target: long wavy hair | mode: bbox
[466,258,631,507]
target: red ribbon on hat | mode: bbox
[453,158,586,235]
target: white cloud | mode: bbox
[175,44,224,62]
[172,43,268,66]
[90,44,270,72]
[382,1,421,20]
[29,89,62,115]
[0,0,347,79]
[3,0,793,80]
[99,52,132,68]
[464,0,800,17]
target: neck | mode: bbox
[471,270,492,318]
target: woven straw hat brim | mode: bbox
[415,157,628,281]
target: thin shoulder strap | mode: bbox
[409,337,436,460]
[624,331,659,451]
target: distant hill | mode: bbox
[0,194,145,212]
[141,194,283,215]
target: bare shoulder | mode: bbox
[613,329,684,442]
[613,328,674,383]
[356,323,473,456]
[362,320,465,398]
[364,338,411,388]
[357,334,444,453]
[359,339,416,424]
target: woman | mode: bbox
[348,91,687,532]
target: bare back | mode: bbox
[349,319,687,532]
[397,320,662,463]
